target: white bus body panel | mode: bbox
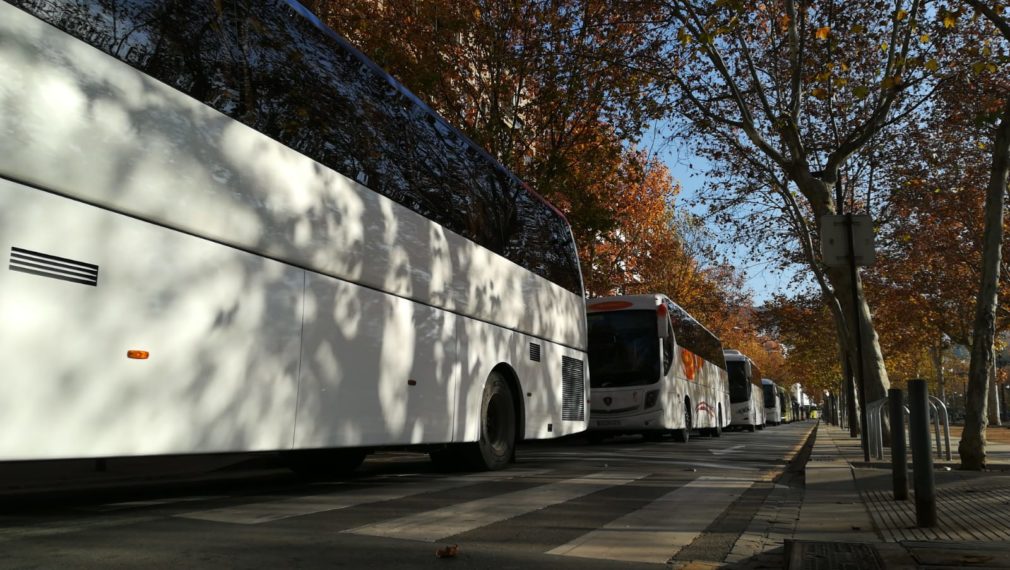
[0,181,304,460]
[0,4,588,460]
[726,351,763,429]
[752,387,766,426]
[730,388,766,427]
[293,274,459,449]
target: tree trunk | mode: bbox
[990,346,1002,426]
[931,342,947,405]
[824,263,891,417]
[959,102,1010,471]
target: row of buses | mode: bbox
[585,296,798,442]
[0,0,801,475]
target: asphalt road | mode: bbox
[0,421,816,569]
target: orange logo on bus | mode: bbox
[682,348,696,380]
[681,349,705,381]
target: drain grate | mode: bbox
[785,540,884,570]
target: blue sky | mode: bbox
[651,134,798,306]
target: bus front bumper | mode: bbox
[589,408,664,432]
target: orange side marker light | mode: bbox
[127,350,150,360]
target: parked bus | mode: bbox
[791,383,812,420]
[762,379,783,426]
[586,295,729,443]
[0,0,590,473]
[779,385,795,423]
[724,350,765,432]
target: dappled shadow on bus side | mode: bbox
[0,0,586,467]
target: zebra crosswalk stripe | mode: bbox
[344,471,648,542]
[175,469,549,525]
[547,476,753,564]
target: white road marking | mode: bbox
[519,451,761,472]
[0,515,160,543]
[344,471,648,542]
[548,476,753,564]
[85,496,226,512]
[709,444,746,456]
[176,469,549,525]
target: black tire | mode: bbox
[465,371,516,471]
[747,424,757,432]
[712,408,723,438]
[283,448,367,480]
[672,399,692,443]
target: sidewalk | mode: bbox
[789,422,1010,569]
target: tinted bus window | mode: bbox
[10,0,582,293]
[727,361,750,403]
[667,303,726,368]
[762,384,776,407]
[587,311,661,388]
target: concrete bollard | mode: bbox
[908,379,937,527]
[889,388,908,500]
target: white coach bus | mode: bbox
[762,379,784,426]
[586,295,729,443]
[0,0,589,473]
[724,350,765,432]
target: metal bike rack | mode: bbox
[867,393,951,461]
[928,396,952,461]
[868,398,887,459]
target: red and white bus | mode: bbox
[585,295,729,442]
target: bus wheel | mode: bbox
[282,448,367,480]
[746,424,757,432]
[672,400,691,443]
[712,408,723,438]
[467,371,516,471]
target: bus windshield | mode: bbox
[727,361,750,403]
[762,384,776,407]
[588,310,661,388]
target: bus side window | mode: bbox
[662,320,674,374]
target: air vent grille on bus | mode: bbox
[529,343,541,362]
[8,247,99,287]
[561,356,585,421]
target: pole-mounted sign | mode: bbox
[820,214,875,267]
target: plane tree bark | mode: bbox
[957,0,1010,470]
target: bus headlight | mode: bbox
[644,390,659,409]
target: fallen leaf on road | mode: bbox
[436,545,459,558]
